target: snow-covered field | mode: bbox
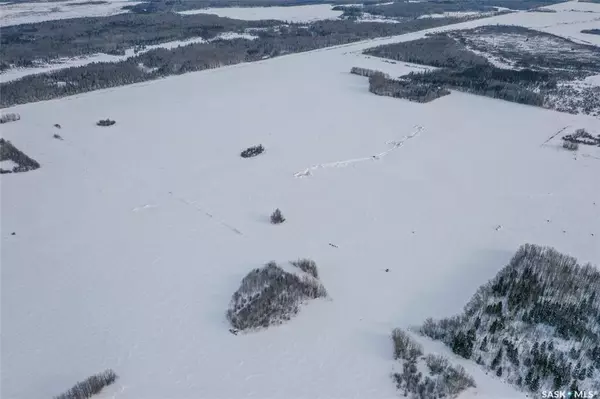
[177,4,343,22]
[418,11,496,19]
[0,0,141,27]
[0,34,258,83]
[2,3,600,399]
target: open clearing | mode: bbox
[0,0,141,27]
[177,4,344,22]
[1,2,599,399]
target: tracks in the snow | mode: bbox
[294,125,423,178]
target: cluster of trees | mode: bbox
[350,66,390,78]
[545,84,600,117]
[1,17,470,108]
[419,244,600,392]
[363,28,600,112]
[53,369,117,399]
[391,329,476,399]
[0,139,41,174]
[96,119,116,127]
[368,72,451,103]
[458,26,600,74]
[240,144,264,158]
[227,261,327,331]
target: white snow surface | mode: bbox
[2,5,600,399]
[0,159,18,170]
[177,4,343,22]
[418,11,496,19]
[0,0,141,27]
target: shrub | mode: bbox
[53,369,117,399]
[240,145,264,158]
[425,354,450,375]
[392,328,423,361]
[227,261,327,331]
[96,119,116,127]
[0,113,20,124]
[562,140,579,151]
[393,351,476,398]
[291,258,319,278]
[270,208,285,224]
[443,364,477,395]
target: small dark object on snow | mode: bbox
[53,134,63,140]
[270,208,285,224]
[97,119,116,127]
[240,145,264,158]
[11,232,16,236]
[329,243,338,248]
[54,123,61,129]
[229,328,239,335]
[385,268,390,272]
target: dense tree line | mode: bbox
[123,0,381,14]
[581,29,600,36]
[350,66,390,78]
[0,12,277,69]
[408,66,547,106]
[0,17,470,108]
[364,34,490,68]
[419,244,600,393]
[368,72,451,103]
[53,369,117,399]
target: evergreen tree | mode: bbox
[491,348,503,369]
[570,380,579,394]
[531,376,540,392]
[480,336,488,352]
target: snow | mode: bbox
[355,12,400,23]
[418,11,496,19]
[0,35,260,83]
[177,4,343,22]
[2,4,600,399]
[0,0,142,27]
[0,159,18,170]
[215,31,259,41]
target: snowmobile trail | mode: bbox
[294,125,423,178]
[60,137,245,236]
